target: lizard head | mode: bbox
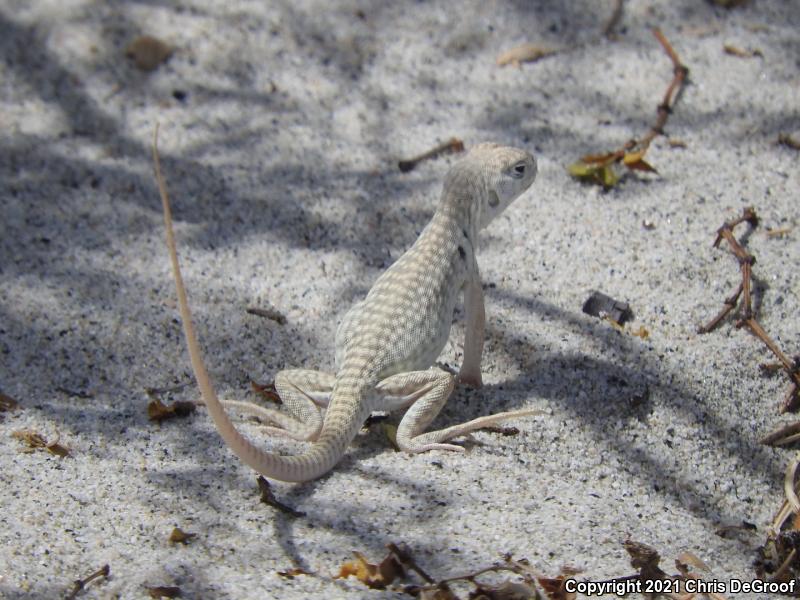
[443,143,537,231]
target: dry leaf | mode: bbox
[126,36,173,71]
[277,567,311,578]
[246,306,287,324]
[567,161,620,188]
[168,527,196,545]
[496,44,556,67]
[778,134,800,150]
[145,585,181,598]
[249,380,282,404]
[12,430,70,457]
[12,429,47,450]
[335,551,404,589]
[382,423,399,450]
[579,152,618,164]
[0,391,19,411]
[257,476,305,517]
[625,158,657,173]
[765,226,793,237]
[723,44,762,58]
[676,551,710,572]
[47,441,71,457]
[622,149,646,165]
[147,398,196,422]
[537,575,577,600]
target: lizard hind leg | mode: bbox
[221,369,334,442]
[377,368,539,453]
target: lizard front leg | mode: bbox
[376,368,539,453]
[458,270,485,388]
[223,369,334,442]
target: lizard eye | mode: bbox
[510,162,527,179]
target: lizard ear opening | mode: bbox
[488,190,500,207]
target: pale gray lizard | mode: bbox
[154,138,538,482]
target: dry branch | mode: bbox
[568,28,689,188]
[698,207,800,413]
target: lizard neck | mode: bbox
[434,181,483,248]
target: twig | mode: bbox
[398,138,464,173]
[246,306,287,324]
[65,564,110,600]
[762,421,800,446]
[698,207,800,412]
[387,543,435,584]
[568,28,689,187]
[603,0,625,39]
[778,134,800,150]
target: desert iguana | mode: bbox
[154,138,538,482]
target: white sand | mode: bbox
[1,1,799,598]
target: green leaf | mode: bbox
[567,160,596,177]
[600,165,620,187]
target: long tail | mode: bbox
[152,126,352,483]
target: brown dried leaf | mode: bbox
[277,567,311,578]
[12,429,47,449]
[723,44,762,58]
[11,429,67,457]
[246,306,287,324]
[624,540,661,572]
[537,575,576,600]
[126,36,173,71]
[676,551,710,572]
[335,551,404,589]
[145,585,181,598]
[624,158,658,173]
[47,441,71,457]
[169,527,197,545]
[765,226,793,238]
[496,44,556,67]
[147,398,196,423]
[579,152,619,165]
[778,134,800,150]
[0,391,19,411]
[249,380,282,404]
[257,476,305,517]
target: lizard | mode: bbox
[154,134,539,483]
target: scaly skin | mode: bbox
[154,138,537,482]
